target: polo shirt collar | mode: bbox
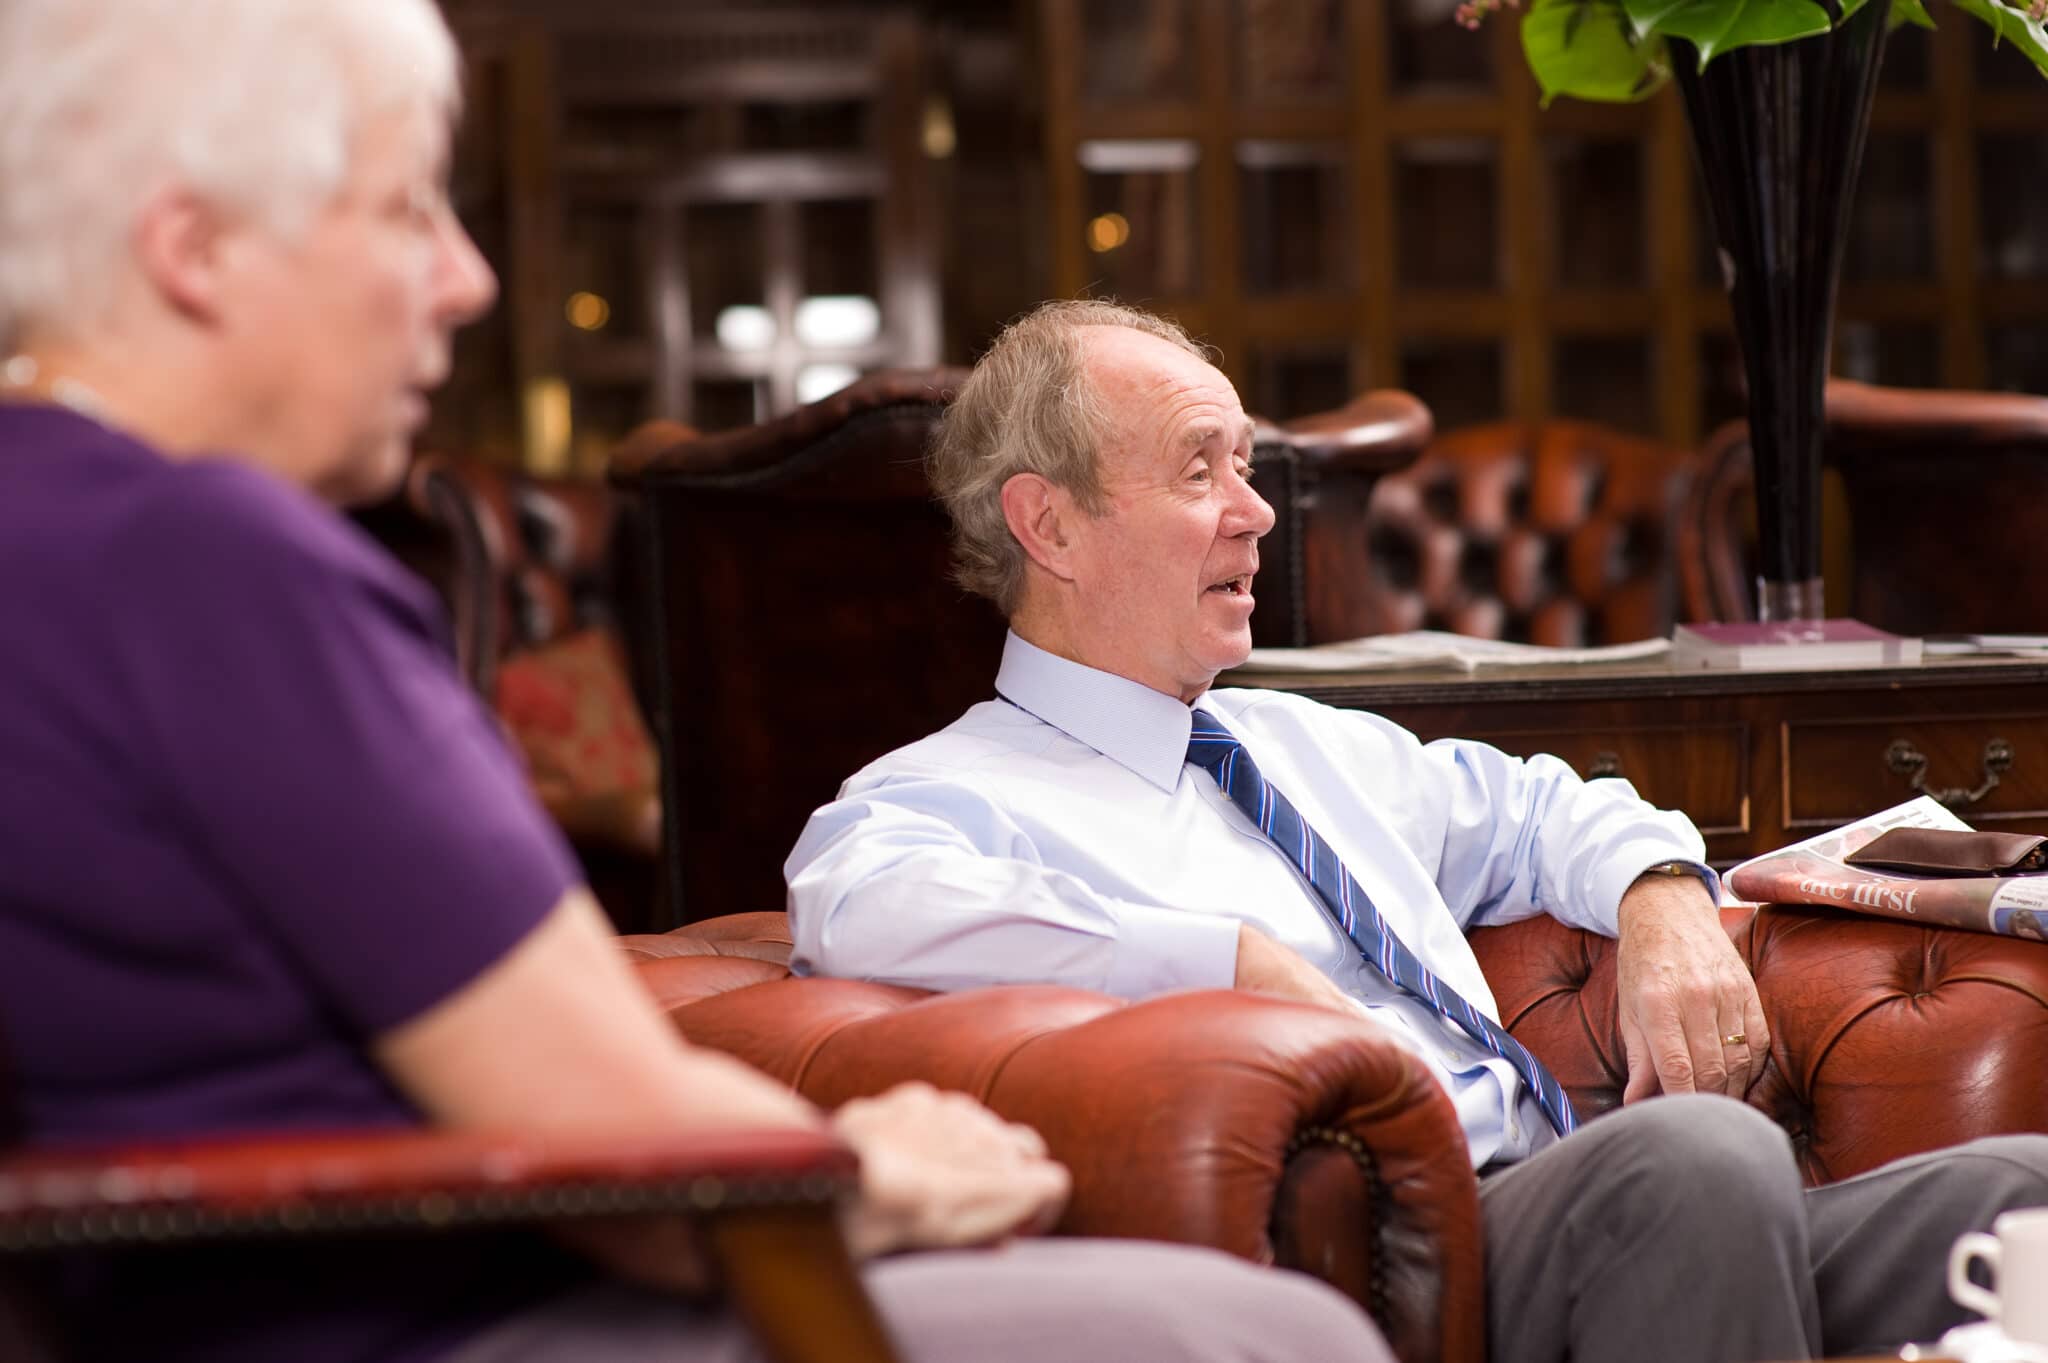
[994,631,1197,794]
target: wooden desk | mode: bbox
[1222,654,2048,865]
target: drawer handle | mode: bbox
[1884,737,2015,809]
[1585,751,1624,780]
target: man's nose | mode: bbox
[1226,465,1276,538]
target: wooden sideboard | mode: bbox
[1221,654,2048,865]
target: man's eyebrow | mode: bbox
[1180,418,1257,450]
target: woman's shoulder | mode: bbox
[125,454,361,572]
[104,448,433,627]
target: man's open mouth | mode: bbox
[1207,575,1252,596]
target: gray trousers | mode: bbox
[444,1237,1391,1363]
[1480,1092,2048,1363]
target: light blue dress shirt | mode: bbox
[786,632,1712,1167]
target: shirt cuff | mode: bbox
[1102,902,1243,998]
[1588,842,1721,933]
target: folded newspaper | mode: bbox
[1725,797,2048,940]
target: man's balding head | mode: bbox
[927,300,1212,615]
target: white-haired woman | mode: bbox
[0,3,1391,1362]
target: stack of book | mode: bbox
[1670,619,1922,671]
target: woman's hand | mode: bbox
[833,1082,1071,1259]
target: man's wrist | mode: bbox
[1627,859,1720,904]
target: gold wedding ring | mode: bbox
[1721,1031,1747,1047]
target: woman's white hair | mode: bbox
[0,0,460,349]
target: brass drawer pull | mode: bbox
[1884,737,2015,809]
[1585,751,1624,780]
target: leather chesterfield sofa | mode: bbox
[1339,419,1696,648]
[631,906,2048,1363]
[1679,378,2048,633]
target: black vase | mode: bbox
[1671,0,1892,621]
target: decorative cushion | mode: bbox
[492,627,658,804]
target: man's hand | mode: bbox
[1234,922,1361,1014]
[1615,871,1768,1103]
[832,1082,1070,1259]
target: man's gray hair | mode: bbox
[0,0,460,350]
[928,299,1211,615]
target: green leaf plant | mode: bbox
[1457,0,2048,104]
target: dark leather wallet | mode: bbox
[1842,827,2048,876]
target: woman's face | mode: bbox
[215,103,496,503]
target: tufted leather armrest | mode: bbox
[1257,389,1434,476]
[1476,906,2048,1185]
[1336,420,1694,646]
[1739,908,2048,1182]
[623,923,1483,1363]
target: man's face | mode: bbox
[217,103,496,503]
[1056,326,1275,702]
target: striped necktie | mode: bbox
[1186,708,1578,1137]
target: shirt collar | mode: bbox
[994,631,1197,794]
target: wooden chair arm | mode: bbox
[0,1125,897,1363]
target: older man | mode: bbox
[788,298,2048,1363]
[0,9,1390,1363]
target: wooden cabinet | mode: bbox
[1782,708,2048,831]
[1461,720,1751,843]
[1225,655,2048,865]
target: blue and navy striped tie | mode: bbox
[1186,708,1578,1137]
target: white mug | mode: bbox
[1950,1207,2048,1345]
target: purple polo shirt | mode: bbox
[0,406,591,1363]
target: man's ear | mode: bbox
[131,187,234,325]
[1000,471,1081,582]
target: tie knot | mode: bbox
[1185,708,1239,773]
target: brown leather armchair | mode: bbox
[626,912,1479,1363]
[401,454,640,700]
[395,453,666,931]
[1343,419,1698,646]
[608,371,1431,923]
[1680,379,2048,630]
[629,907,2048,1363]
[0,1123,895,1363]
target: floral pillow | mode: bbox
[492,627,658,803]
